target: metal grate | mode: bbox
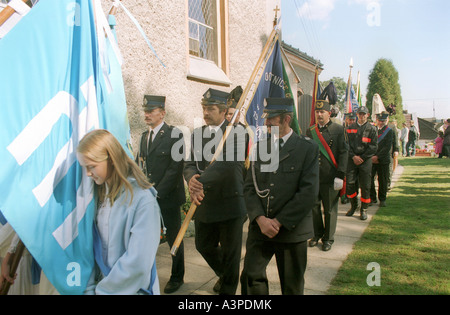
[188,0,217,63]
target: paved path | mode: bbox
[155,165,404,295]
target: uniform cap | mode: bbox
[143,95,165,110]
[262,97,294,119]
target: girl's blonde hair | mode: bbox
[77,129,152,207]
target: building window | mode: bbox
[187,0,230,86]
[188,0,218,64]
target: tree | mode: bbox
[366,58,404,123]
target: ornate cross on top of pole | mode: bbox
[273,5,280,27]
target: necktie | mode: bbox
[147,130,154,155]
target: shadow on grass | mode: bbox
[328,157,450,295]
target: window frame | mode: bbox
[186,0,230,86]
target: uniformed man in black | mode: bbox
[345,106,377,220]
[307,99,348,251]
[341,112,357,205]
[136,95,186,293]
[183,88,246,295]
[240,97,319,295]
[370,112,399,207]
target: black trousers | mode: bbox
[241,236,308,295]
[160,203,185,283]
[313,184,340,243]
[194,216,244,295]
[370,162,390,202]
[346,158,373,205]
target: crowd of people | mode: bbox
[1,87,448,295]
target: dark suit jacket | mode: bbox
[244,132,319,243]
[375,126,398,165]
[137,122,185,207]
[346,121,378,162]
[307,122,348,185]
[183,121,246,223]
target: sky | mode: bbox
[281,0,450,120]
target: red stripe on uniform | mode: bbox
[347,193,357,199]
[362,137,372,143]
[361,197,371,203]
[347,129,357,134]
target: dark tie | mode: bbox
[147,130,154,155]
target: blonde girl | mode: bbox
[77,129,160,295]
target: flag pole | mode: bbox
[309,65,319,127]
[346,58,354,113]
[0,240,25,295]
[0,0,29,27]
[170,27,280,257]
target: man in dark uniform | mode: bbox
[240,97,319,295]
[345,106,377,220]
[370,112,399,207]
[136,95,186,293]
[341,112,357,205]
[183,88,247,295]
[307,99,348,251]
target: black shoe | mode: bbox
[346,206,357,216]
[346,198,359,216]
[360,209,368,220]
[379,200,386,207]
[213,277,223,294]
[322,242,332,251]
[164,280,183,294]
[308,239,319,247]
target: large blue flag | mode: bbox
[0,0,121,294]
[244,38,285,141]
[105,13,133,157]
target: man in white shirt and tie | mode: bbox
[137,95,186,294]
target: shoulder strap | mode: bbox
[309,125,338,168]
[378,127,391,143]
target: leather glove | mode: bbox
[334,178,344,191]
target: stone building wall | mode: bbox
[101,0,279,153]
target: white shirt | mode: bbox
[273,128,293,149]
[208,119,226,133]
[148,121,164,144]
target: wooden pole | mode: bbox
[109,0,121,16]
[0,240,25,295]
[0,0,29,27]
[170,28,280,257]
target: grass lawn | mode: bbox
[328,157,450,295]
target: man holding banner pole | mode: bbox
[183,88,247,295]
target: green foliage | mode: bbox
[367,58,404,124]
